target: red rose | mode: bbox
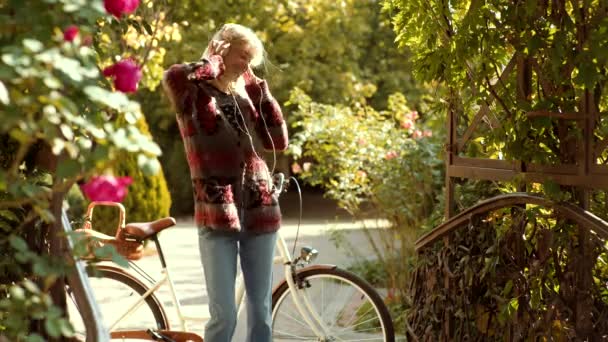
[104,0,140,18]
[103,59,142,93]
[63,25,79,42]
[80,175,133,202]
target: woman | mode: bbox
[162,23,288,342]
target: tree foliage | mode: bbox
[161,0,421,107]
[410,202,608,340]
[383,0,608,165]
[382,0,608,338]
[141,0,433,214]
[91,116,172,236]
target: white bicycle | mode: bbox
[67,177,394,341]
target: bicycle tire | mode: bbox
[271,265,395,342]
[67,265,170,337]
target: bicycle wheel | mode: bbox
[66,265,170,338]
[271,265,394,342]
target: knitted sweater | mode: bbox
[162,56,288,233]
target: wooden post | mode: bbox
[445,93,457,220]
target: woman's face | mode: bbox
[222,42,254,78]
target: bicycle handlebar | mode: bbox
[273,172,286,193]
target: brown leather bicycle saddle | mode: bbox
[123,217,177,240]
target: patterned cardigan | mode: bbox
[162,56,288,233]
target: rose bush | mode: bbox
[0,0,179,339]
[288,88,444,312]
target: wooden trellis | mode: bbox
[444,53,607,218]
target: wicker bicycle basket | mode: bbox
[75,201,144,261]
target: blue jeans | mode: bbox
[198,228,277,342]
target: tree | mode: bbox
[382,0,608,338]
[140,0,431,214]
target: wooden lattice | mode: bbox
[445,51,608,217]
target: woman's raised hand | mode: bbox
[208,39,231,57]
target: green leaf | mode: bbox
[9,285,25,300]
[0,220,13,232]
[83,85,132,111]
[502,279,513,296]
[9,236,29,252]
[574,63,598,88]
[93,244,114,259]
[138,154,160,176]
[111,251,129,268]
[143,21,153,35]
[23,39,44,53]
[542,180,562,201]
[0,209,19,222]
[22,279,40,294]
[45,317,62,338]
[56,159,81,179]
[0,80,9,105]
[32,260,51,276]
[60,123,75,141]
[43,76,61,90]
[24,334,46,342]
[58,318,75,337]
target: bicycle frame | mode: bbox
[107,228,332,337]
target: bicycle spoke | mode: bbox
[68,267,168,335]
[333,337,385,341]
[338,304,378,333]
[272,329,318,340]
[273,269,391,342]
[276,305,314,330]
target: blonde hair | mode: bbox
[202,23,265,67]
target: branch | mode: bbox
[484,75,514,117]
[140,7,164,67]
[7,139,34,179]
[526,110,583,120]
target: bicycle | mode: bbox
[67,175,395,341]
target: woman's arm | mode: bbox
[245,73,289,151]
[162,56,225,114]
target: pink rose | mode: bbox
[291,163,302,174]
[412,129,423,139]
[408,110,419,122]
[103,59,142,93]
[104,0,140,18]
[423,130,433,137]
[82,35,93,46]
[63,25,79,42]
[80,175,133,202]
[400,120,413,130]
[385,151,399,160]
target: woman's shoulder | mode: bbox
[162,64,189,96]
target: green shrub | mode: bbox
[288,88,444,303]
[164,140,194,216]
[66,184,87,221]
[91,117,172,235]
